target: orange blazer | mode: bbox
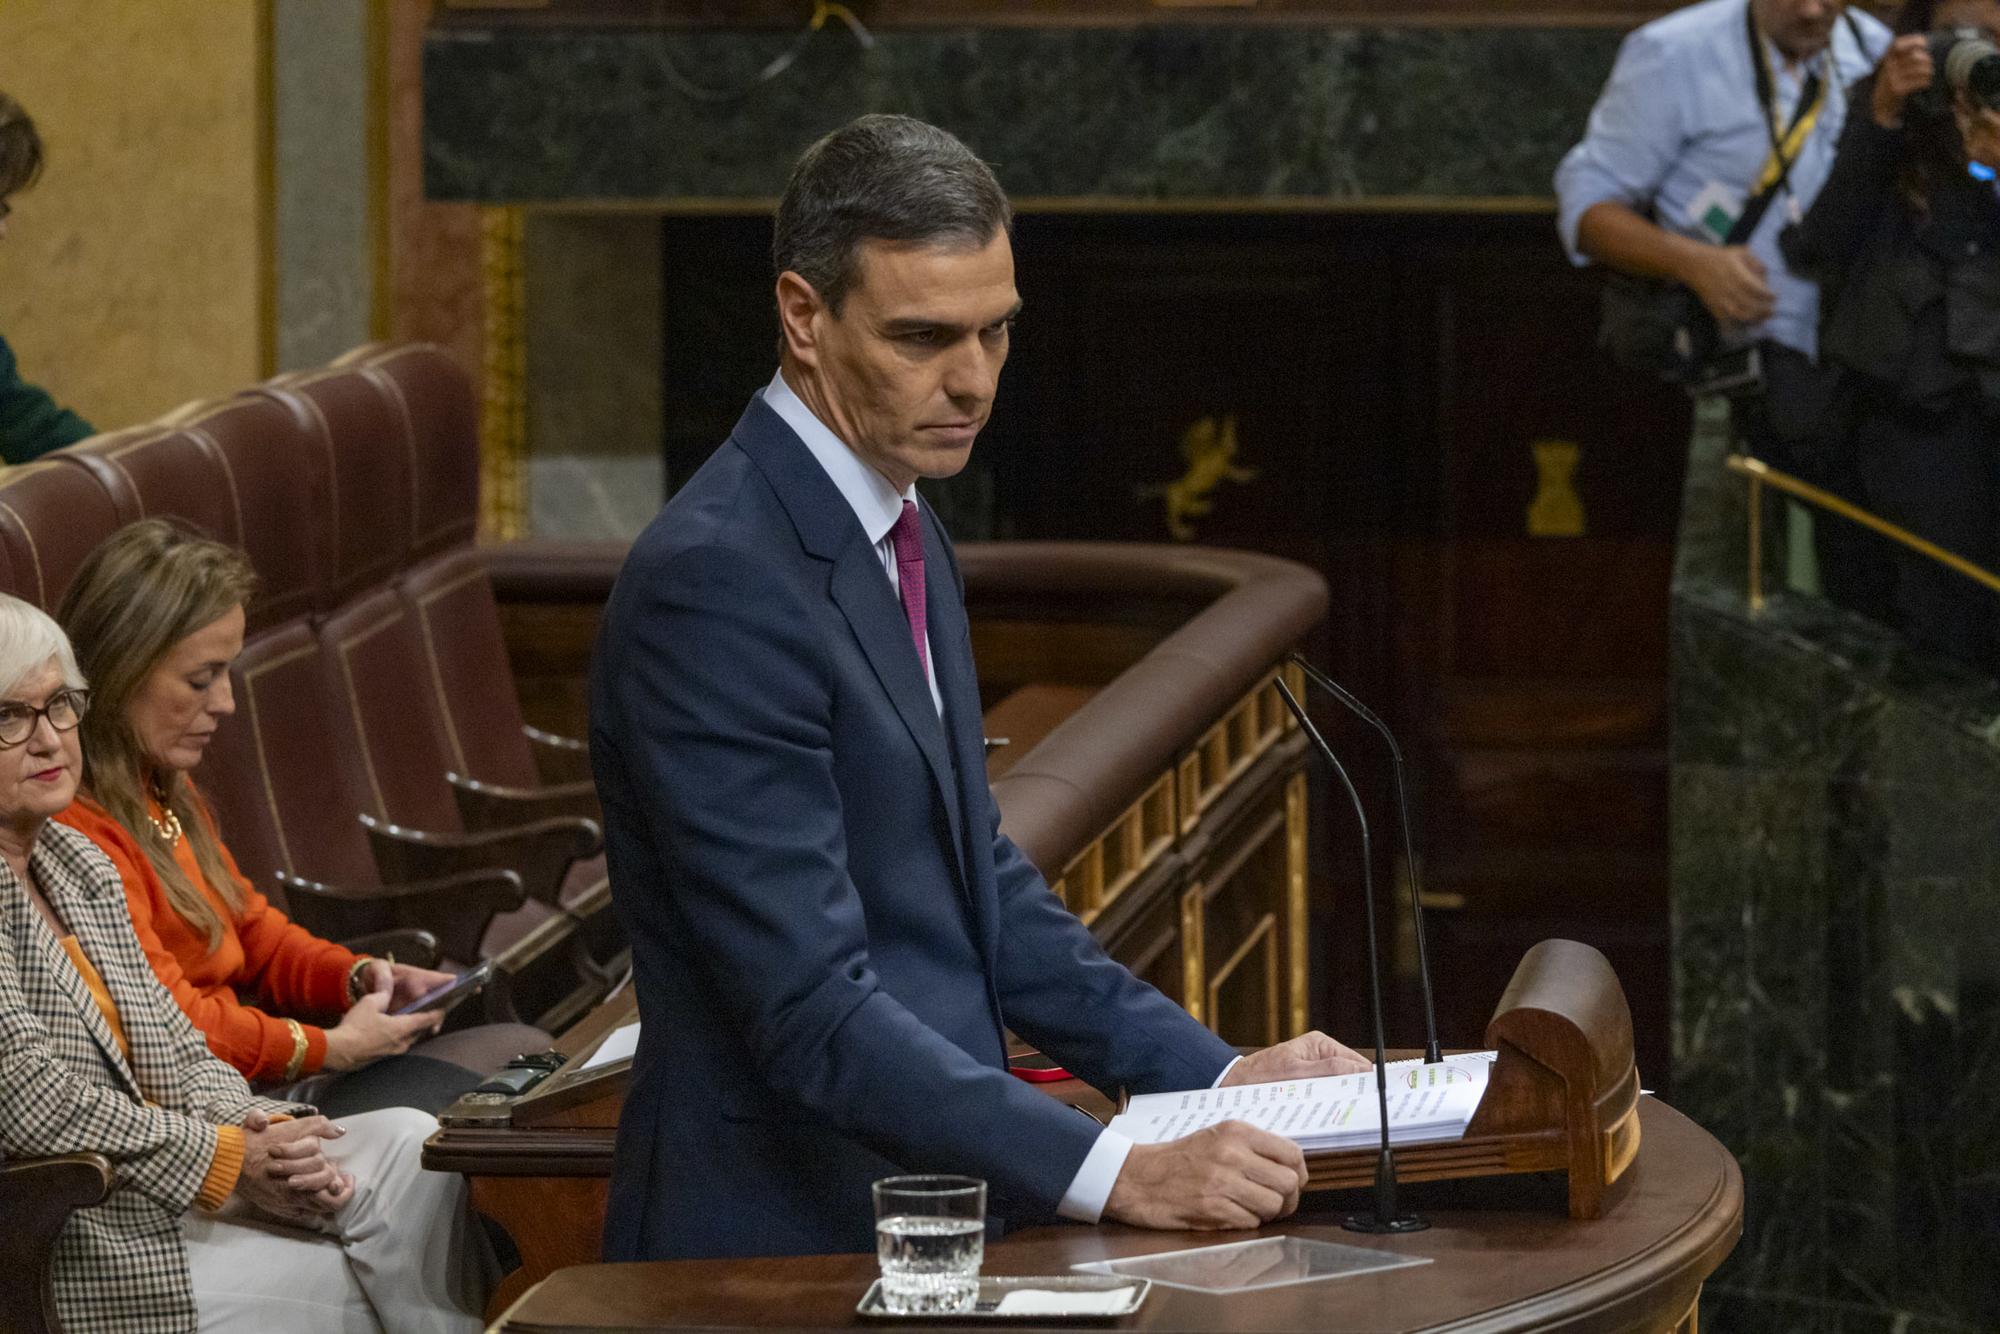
[56,790,357,1082]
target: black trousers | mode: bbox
[1851,395,2000,671]
[1730,345,1896,624]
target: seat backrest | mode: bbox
[334,342,480,565]
[0,459,124,610]
[259,361,415,610]
[200,620,386,895]
[253,363,471,835]
[343,342,544,787]
[63,396,326,635]
[398,548,540,788]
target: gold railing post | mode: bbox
[1725,451,2000,605]
[1746,472,1764,613]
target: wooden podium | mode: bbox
[486,1096,1740,1333]
[428,939,1652,1308]
[1304,939,1641,1219]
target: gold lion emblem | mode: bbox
[1138,415,1259,542]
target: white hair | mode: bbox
[0,593,85,697]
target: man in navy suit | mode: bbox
[590,114,1369,1262]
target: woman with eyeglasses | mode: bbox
[0,592,491,1332]
[54,520,544,1117]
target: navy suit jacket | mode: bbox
[589,392,1236,1261]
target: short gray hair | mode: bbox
[772,114,1012,313]
[0,593,84,697]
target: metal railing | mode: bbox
[1725,454,2000,611]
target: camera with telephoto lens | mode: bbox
[1921,27,2000,115]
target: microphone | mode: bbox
[1288,653,1441,1066]
[1274,676,1426,1235]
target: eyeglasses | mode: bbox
[0,688,88,747]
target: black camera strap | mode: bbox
[1738,0,1831,243]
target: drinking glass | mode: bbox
[872,1174,986,1314]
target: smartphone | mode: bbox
[392,960,494,1017]
[1007,1053,1073,1084]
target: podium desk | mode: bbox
[487,1099,1739,1333]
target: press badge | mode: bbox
[1687,182,1742,243]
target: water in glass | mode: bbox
[875,1214,984,1313]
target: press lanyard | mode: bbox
[1746,1,1831,209]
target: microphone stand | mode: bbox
[1289,652,1442,1066]
[1275,677,1427,1235]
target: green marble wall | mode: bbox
[1671,404,2000,1332]
[422,23,1620,203]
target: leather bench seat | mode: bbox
[0,343,619,1034]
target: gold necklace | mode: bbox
[147,781,182,847]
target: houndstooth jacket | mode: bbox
[0,820,305,1334]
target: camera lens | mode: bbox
[1946,35,2000,111]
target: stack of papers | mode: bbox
[1105,1051,1495,1152]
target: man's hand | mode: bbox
[1220,1031,1371,1086]
[1874,35,1935,128]
[1102,1122,1307,1230]
[235,1111,347,1224]
[1679,244,1776,325]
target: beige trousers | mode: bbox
[183,1106,494,1334]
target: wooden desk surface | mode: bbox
[488,1099,1740,1333]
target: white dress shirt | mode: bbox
[765,371,941,714]
[767,370,1241,1222]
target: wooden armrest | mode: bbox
[340,928,440,969]
[359,814,602,909]
[277,867,526,969]
[447,772,601,833]
[0,1152,113,1334]
[523,725,592,786]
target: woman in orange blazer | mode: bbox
[55,520,542,1116]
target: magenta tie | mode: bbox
[889,500,929,677]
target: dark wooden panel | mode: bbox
[497,602,603,741]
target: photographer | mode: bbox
[1783,1,2000,669]
[1556,0,1888,612]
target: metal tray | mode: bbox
[857,1274,1150,1321]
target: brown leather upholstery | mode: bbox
[969,544,1327,876]
[0,459,124,610]
[335,342,480,563]
[3,354,592,1029]
[253,351,610,1025]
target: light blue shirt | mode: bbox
[1555,0,1888,357]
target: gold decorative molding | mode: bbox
[480,206,528,540]
[1054,770,1175,924]
[1205,912,1279,1046]
[1285,769,1308,1037]
[1177,668,1293,834]
[1527,438,1585,537]
[1180,883,1206,1026]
